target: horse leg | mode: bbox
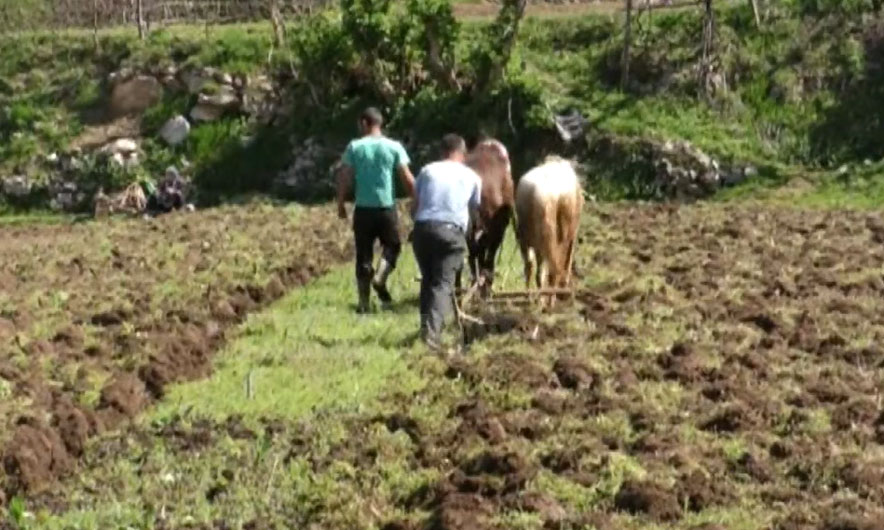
[523,245,534,291]
[467,237,480,288]
[483,215,507,293]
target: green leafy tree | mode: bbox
[470,0,529,94]
[407,0,461,90]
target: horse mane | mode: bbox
[469,139,511,176]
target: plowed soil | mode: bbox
[0,204,350,499]
[8,202,884,529]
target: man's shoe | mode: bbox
[420,327,440,350]
[357,279,372,313]
[372,258,394,305]
[372,280,393,305]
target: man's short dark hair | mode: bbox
[441,134,466,156]
[360,107,384,127]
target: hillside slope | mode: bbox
[0,2,882,210]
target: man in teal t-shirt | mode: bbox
[336,107,415,313]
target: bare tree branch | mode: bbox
[749,0,761,28]
[621,0,633,90]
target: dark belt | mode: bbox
[415,219,465,234]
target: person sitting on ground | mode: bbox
[411,134,482,348]
[147,167,188,214]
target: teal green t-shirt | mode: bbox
[342,136,410,208]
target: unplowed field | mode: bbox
[6,203,884,529]
[0,204,350,500]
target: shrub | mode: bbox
[287,11,355,107]
[790,0,882,16]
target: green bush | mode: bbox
[287,12,355,107]
[790,0,882,16]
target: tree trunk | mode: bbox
[621,0,633,91]
[92,0,99,50]
[136,0,145,39]
[749,0,761,28]
[270,0,285,47]
[426,27,460,91]
[700,0,717,97]
[482,0,528,92]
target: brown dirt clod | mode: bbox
[614,480,682,521]
[3,420,73,494]
[98,373,149,418]
[553,356,595,390]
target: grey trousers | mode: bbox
[412,220,466,339]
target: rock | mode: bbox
[46,152,59,164]
[159,64,178,78]
[242,76,279,124]
[109,75,162,118]
[652,139,723,198]
[190,103,225,123]
[50,181,80,211]
[60,152,82,173]
[743,165,758,179]
[101,138,138,155]
[110,152,139,169]
[213,71,233,85]
[197,86,239,108]
[159,115,191,146]
[160,76,184,92]
[180,69,210,95]
[101,139,139,169]
[699,170,719,187]
[2,175,31,198]
[107,67,134,87]
[248,74,274,93]
[191,87,240,122]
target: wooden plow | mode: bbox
[449,282,596,344]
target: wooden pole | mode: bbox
[700,0,715,96]
[136,0,145,39]
[270,0,285,47]
[621,0,633,91]
[749,0,761,28]
[93,0,99,50]
[455,287,588,299]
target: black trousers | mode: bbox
[353,206,401,280]
[412,220,466,338]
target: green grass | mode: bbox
[153,263,424,421]
[0,208,79,226]
[155,226,531,421]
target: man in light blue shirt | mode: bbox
[411,134,481,347]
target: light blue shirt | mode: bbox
[414,160,482,232]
